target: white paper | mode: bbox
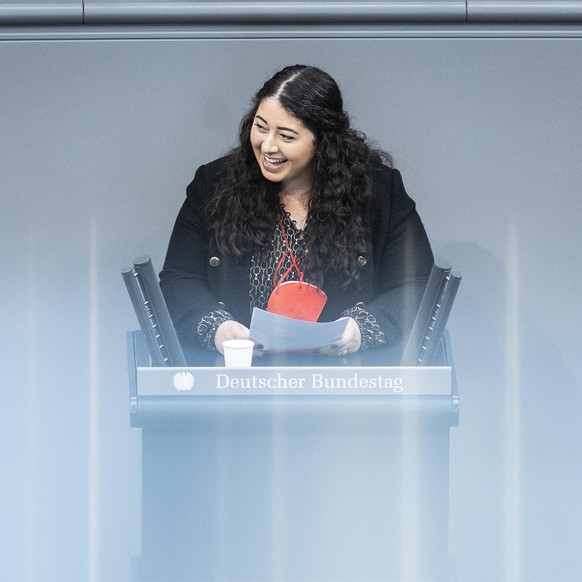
[249,308,349,352]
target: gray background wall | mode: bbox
[2,12,582,582]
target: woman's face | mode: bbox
[250,98,316,193]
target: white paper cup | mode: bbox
[222,339,254,368]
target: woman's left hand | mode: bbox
[320,317,361,356]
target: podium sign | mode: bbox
[137,365,451,396]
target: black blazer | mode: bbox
[160,157,434,349]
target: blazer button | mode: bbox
[357,255,367,267]
[209,256,221,267]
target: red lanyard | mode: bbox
[272,214,304,288]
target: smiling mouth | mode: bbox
[263,154,287,167]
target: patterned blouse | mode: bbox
[197,207,386,351]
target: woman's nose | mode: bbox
[261,133,278,152]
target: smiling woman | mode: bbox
[159,65,434,357]
[250,98,316,194]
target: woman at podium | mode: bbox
[160,65,433,356]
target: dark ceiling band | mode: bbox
[2,1,582,27]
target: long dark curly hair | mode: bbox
[206,64,391,288]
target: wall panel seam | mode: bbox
[3,25,582,42]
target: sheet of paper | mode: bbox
[249,308,349,352]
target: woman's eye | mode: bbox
[254,123,267,131]
[280,134,294,141]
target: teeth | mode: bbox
[265,155,286,165]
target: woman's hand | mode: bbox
[320,317,361,356]
[214,320,251,354]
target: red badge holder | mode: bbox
[267,280,327,322]
[266,215,327,322]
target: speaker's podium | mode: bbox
[127,332,459,582]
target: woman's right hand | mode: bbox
[214,320,251,353]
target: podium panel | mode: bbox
[128,332,458,581]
